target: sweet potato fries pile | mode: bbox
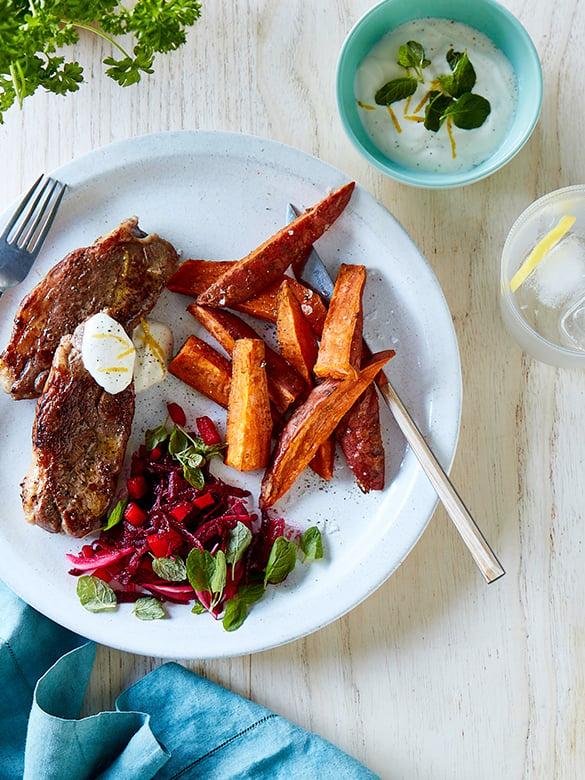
[167,182,395,507]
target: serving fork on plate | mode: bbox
[288,203,505,584]
[0,175,67,296]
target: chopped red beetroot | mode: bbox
[167,402,187,427]
[127,475,148,500]
[124,502,148,527]
[196,415,222,445]
[146,530,183,558]
[193,492,215,510]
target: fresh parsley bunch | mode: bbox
[0,0,202,123]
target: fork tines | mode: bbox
[2,175,67,255]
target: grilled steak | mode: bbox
[0,217,179,399]
[21,323,135,536]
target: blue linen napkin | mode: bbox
[0,580,380,779]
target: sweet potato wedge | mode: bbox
[259,349,395,508]
[167,260,235,297]
[188,303,306,413]
[168,259,328,333]
[276,280,319,385]
[197,182,355,307]
[276,280,334,479]
[308,435,335,481]
[225,339,272,471]
[336,383,385,492]
[313,263,367,380]
[333,309,385,492]
[168,336,231,408]
[169,260,280,321]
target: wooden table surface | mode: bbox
[2,1,584,777]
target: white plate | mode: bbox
[0,131,461,659]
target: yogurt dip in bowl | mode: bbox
[336,0,542,188]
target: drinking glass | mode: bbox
[500,185,585,368]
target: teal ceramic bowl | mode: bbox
[336,0,542,188]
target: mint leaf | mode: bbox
[397,40,430,82]
[375,76,418,106]
[133,597,166,620]
[444,92,491,129]
[181,461,205,489]
[439,49,476,98]
[264,536,297,586]
[76,575,117,613]
[446,48,461,70]
[101,498,128,531]
[222,583,265,632]
[186,548,211,592]
[226,521,252,574]
[300,527,323,562]
[168,426,190,457]
[152,556,187,582]
[191,601,206,614]
[186,548,226,608]
[209,550,227,597]
[424,92,454,132]
[222,598,249,632]
[145,421,169,450]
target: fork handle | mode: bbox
[377,377,505,583]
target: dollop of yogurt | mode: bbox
[81,311,136,394]
[355,18,518,173]
[81,313,173,394]
[131,319,173,393]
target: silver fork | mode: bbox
[0,175,67,296]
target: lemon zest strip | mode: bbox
[386,104,402,133]
[117,347,136,359]
[92,332,130,346]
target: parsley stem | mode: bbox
[9,62,25,108]
[72,21,131,60]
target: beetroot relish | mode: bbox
[68,429,284,611]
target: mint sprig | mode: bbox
[370,41,491,144]
[145,418,226,488]
[397,40,431,82]
[424,48,490,131]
